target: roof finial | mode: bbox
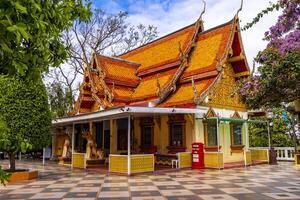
[156,74,161,96]
[236,0,243,16]
[199,0,206,20]
[192,76,199,97]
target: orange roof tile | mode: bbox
[131,69,176,101]
[183,21,233,78]
[159,78,215,107]
[120,24,195,75]
[96,54,140,85]
[112,85,134,101]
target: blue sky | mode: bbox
[91,0,280,67]
[92,0,175,14]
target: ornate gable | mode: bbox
[205,108,218,118]
[231,111,242,119]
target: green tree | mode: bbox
[0,0,91,78]
[0,118,10,185]
[47,81,73,118]
[0,0,91,179]
[249,109,293,147]
[0,76,52,171]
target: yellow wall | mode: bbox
[194,118,246,164]
[109,155,128,173]
[195,119,204,143]
[158,115,169,154]
[110,119,118,154]
[131,155,154,173]
[204,152,223,168]
[72,153,86,169]
[185,115,194,152]
[221,123,244,163]
[251,149,269,162]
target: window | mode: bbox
[167,115,186,153]
[207,121,218,146]
[232,123,243,146]
[170,124,184,147]
[141,126,152,147]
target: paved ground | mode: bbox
[0,161,300,200]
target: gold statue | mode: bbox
[82,130,104,160]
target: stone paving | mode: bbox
[0,161,300,200]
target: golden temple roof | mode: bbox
[159,78,215,107]
[120,24,195,75]
[183,21,233,78]
[131,69,176,101]
[71,16,249,114]
[95,54,140,86]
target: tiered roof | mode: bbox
[120,24,195,76]
[71,15,249,115]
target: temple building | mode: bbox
[52,11,258,174]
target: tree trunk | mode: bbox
[9,152,16,172]
[290,113,298,153]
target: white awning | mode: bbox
[52,106,207,126]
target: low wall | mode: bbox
[245,150,252,166]
[177,152,192,168]
[250,149,269,163]
[72,153,86,169]
[131,154,154,173]
[204,152,224,169]
[295,153,300,166]
[109,155,128,173]
[109,154,154,174]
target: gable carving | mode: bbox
[202,63,246,111]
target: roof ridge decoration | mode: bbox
[86,63,106,108]
[98,54,141,67]
[69,92,83,116]
[191,76,199,98]
[236,0,243,17]
[93,53,114,106]
[156,0,206,105]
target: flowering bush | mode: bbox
[240,0,300,109]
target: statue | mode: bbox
[58,128,72,164]
[82,130,104,160]
[61,136,71,158]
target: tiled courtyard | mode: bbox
[0,161,300,200]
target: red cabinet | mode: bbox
[192,142,204,169]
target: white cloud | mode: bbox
[125,0,280,67]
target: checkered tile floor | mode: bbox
[0,161,300,200]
